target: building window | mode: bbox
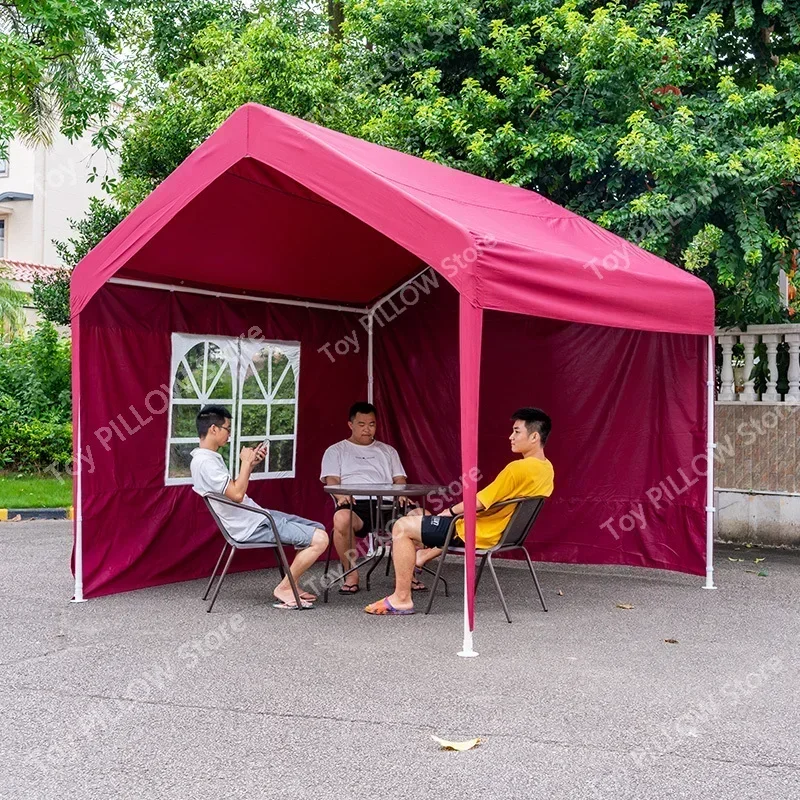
[0,219,5,258]
[166,333,300,484]
[0,159,7,177]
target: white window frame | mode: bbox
[165,333,300,486]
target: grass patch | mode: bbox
[0,472,73,509]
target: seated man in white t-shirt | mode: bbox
[191,405,329,609]
[320,401,422,595]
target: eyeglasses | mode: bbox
[218,425,232,433]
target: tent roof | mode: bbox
[71,103,714,335]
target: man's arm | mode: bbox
[438,498,485,517]
[437,466,516,517]
[388,444,409,500]
[323,475,351,505]
[224,446,265,503]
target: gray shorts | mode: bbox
[248,510,323,548]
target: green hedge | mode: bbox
[0,322,72,472]
[0,416,72,473]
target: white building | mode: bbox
[0,131,117,265]
[0,131,117,333]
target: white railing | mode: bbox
[716,324,800,404]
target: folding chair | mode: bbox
[322,496,447,601]
[424,496,548,622]
[201,492,304,613]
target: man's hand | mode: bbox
[225,446,263,504]
[240,446,265,466]
[324,475,350,506]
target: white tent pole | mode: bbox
[366,267,433,314]
[704,334,717,590]
[367,309,375,404]
[108,278,368,314]
[458,570,478,657]
[71,393,86,603]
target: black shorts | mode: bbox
[336,500,414,537]
[420,515,464,548]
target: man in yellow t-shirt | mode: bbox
[365,408,554,616]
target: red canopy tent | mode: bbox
[71,103,716,654]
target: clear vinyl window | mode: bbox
[166,333,299,484]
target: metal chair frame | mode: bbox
[201,492,304,613]
[424,496,548,622]
[322,495,447,602]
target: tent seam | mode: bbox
[373,173,573,221]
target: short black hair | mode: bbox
[349,401,377,421]
[196,405,232,438]
[512,408,552,445]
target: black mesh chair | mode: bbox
[201,492,304,613]
[424,496,548,622]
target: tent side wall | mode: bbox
[374,282,708,576]
[73,283,366,598]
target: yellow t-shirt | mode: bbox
[455,457,554,549]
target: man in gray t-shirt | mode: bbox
[191,405,328,609]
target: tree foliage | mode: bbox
[0,322,72,471]
[0,321,71,422]
[117,12,343,198]
[0,266,26,339]
[0,0,131,155]
[31,197,127,326]
[43,0,800,327]
[341,0,800,325]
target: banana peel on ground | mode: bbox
[431,736,481,752]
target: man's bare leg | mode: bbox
[405,506,436,579]
[381,514,425,611]
[273,529,329,605]
[416,546,442,569]
[333,509,364,588]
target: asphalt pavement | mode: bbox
[1,520,798,800]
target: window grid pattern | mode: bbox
[166,334,299,485]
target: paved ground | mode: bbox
[1,521,798,800]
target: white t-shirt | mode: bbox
[190,447,263,542]
[320,440,406,498]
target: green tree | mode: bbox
[0,321,72,471]
[32,196,127,326]
[0,320,71,421]
[0,266,26,339]
[55,0,800,328]
[0,0,132,155]
[44,4,342,324]
[113,11,343,198]
[340,0,800,325]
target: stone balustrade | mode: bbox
[716,324,800,404]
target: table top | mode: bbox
[323,483,446,498]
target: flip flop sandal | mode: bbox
[411,569,428,592]
[273,600,314,610]
[364,597,415,616]
[338,583,361,595]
